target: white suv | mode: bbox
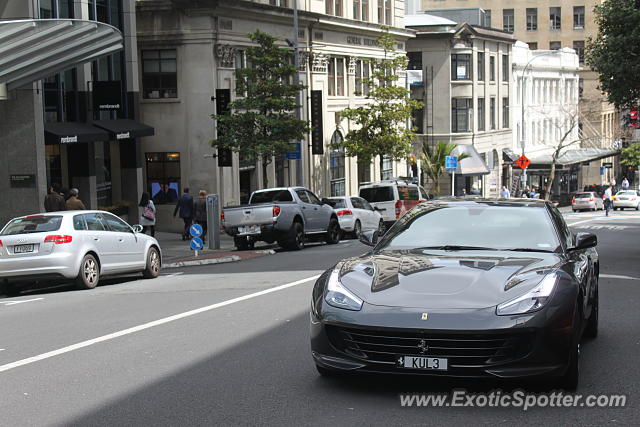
[358,180,429,228]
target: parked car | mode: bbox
[613,190,640,210]
[571,192,604,212]
[0,211,161,295]
[221,187,340,251]
[358,179,429,228]
[310,199,599,390]
[326,196,384,238]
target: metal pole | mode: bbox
[206,194,221,250]
[451,171,455,197]
[293,0,304,187]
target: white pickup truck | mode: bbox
[221,187,341,250]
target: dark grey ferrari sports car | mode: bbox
[310,199,598,389]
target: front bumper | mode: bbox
[310,302,576,379]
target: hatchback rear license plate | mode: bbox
[398,356,448,371]
[13,244,34,254]
[238,225,260,234]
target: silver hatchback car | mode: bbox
[0,211,161,295]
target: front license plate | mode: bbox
[398,355,448,371]
[238,225,260,234]
[13,244,34,254]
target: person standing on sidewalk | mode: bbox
[65,188,86,210]
[174,188,194,240]
[139,192,156,237]
[193,190,208,243]
[44,183,66,212]
[603,184,613,216]
[500,186,510,199]
[621,177,630,190]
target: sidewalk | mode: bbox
[155,231,275,268]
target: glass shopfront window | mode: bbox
[329,131,345,196]
[95,141,113,209]
[146,152,181,204]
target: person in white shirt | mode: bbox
[621,177,629,190]
[500,186,510,198]
[603,185,613,216]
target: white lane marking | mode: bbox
[1,298,44,306]
[601,274,640,281]
[162,272,184,277]
[566,219,595,227]
[0,274,321,374]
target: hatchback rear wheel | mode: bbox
[143,247,161,279]
[76,254,99,290]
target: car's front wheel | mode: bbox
[558,341,580,390]
[584,286,598,339]
[325,218,340,245]
[352,220,362,239]
[76,254,99,290]
[143,247,161,279]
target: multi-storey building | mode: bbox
[405,14,515,197]
[136,0,414,231]
[420,0,619,181]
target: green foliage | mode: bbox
[211,30,309,182]
[334,29,423,178]
[621,142,640,168]
[421,141,469,195]
[586,0,640,108]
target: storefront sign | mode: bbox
[116,132,130,140]
[60,136,78,143]
[93,81,122,111]
[346,36,377,47]
[311,90,324,155]
[9,174,36,188]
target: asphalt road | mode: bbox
[0,210,639,426]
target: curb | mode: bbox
[162,249,276,269]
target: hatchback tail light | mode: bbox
[0,240,3,247]
[395,200,402,219]
[272,206,281,217]
[589,197,594,202]
[44,235,73,244]
[571,198,575,204]
[220,211,225,222]
[337,209,353,216]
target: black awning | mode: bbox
[502,148,520,163]
[45,122,110,145]
[92,119,155,140]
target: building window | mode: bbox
[354,59,370,96]
[573,40,585,64]
[378,0,392,25]
[490,98,496,130]
[579,78,584,99]
[502,97,509,129]
[477,97,485,131]
[526,8,538,31]
[489,56,495,81]
[451,54,472,80]
[550,7,561,30]
[328,57,345,96]
[39,0,74,19]
[503,9,514,33]
[549,41,561,50]
[142,49,177,99]
[411,107,424,134]
[451,98,472,133]
[326,0,343,16]
[528,42,538,50]
[269,0,289,6]
[502,54,509,82]
[146,152,181,205]
[477,52,485,81]
[574,6,585,29]
[381,155,393,180]
[354,0,369,21]
[407,52,422,70]
[484,9,491,27]
[329,131,346,196]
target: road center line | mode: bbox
[1,298,44,306]
[601,274,640,281]
[0,274,321,374]
[566,218,596,227]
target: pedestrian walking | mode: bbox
[603,185,613,216]
[139,192,156,237]
[193,190,208,242]
[621,177,629,190]
[174,188,194,240]
[65,188,86,210]
[44,183,66,212]
[500,186,510,198]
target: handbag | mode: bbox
[143,204,155,221]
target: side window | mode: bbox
[350,197,364,209]
[103,214,132,233]
[360,198,374,211]
[419,186,429,200]
[296,190,310,203]
[548,206,572,249]
[84,213,106,231]
[73,215,87,231]
[306,191,322,205]
[398,186,419,200]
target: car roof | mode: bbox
[11,210,116,219]
[423,198,550,208]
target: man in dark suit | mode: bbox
[174,188,194,240]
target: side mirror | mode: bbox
[572,232,597,250]
[359,230,379,247]
[132,224,144,234]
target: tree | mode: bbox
[335,29,423,180]
[421,141,468,195]
[543,112,581,200]
[621,142,640,169]
[586,0,640,109]
[211,30,309,188]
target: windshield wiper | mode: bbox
[504,248,556,253]
[416,245,499,251]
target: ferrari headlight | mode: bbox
[324,270,363,311]
[496,273,558,316]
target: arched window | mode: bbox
[329,131,345,196]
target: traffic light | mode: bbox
[626,110,639,129]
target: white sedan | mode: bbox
[613,190,640,210]
[327,196,384,238]
[0,211,161,295]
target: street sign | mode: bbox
[603,162,613,168]
[600,166,606,176]
[190,223,203,238]
[190,237,204,251]
[445,155,458,172]
[515,155,531,169]
[612,139,622,150]
[286,142,301,160]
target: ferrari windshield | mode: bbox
[378,204,560,252]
